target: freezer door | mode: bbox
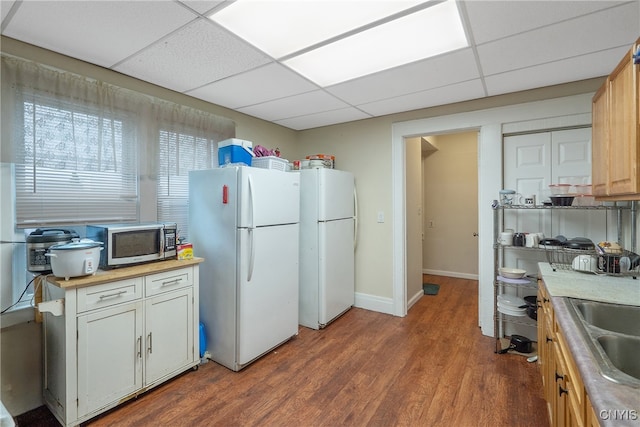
[319,218,355,325]
[318,169,354,221]
[237,167,300,228]
[237,223,299,366]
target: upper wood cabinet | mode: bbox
[592,37,640,199]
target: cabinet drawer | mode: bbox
[145,267,193,297]
[77,278,143,313]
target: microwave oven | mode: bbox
[86,222,177,269]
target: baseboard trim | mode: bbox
[354,292,394,315]
[407,289,423,310]
[423,269,478,280]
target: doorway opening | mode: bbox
[405,132,480,310]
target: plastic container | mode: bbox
[199,322,206,358]
[574,184,592,195]
[306,154,335,169]
[218,138,254,166]
[549,184,571,195]
[252,156,288,171]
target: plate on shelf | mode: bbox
[497,294,526,307]
[497,305,527,316]
[497,275,531,284]
[498,267,527,279]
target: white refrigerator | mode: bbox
[189,166,300,371]
[299,168,356,330]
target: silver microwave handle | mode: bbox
[159,229,165,258]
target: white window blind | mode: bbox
[157,129,218,241]
[15,94,138,227]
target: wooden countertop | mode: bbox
[46,257,204,289]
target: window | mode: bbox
[157,129,219,242]
[1,54,234,315]
[15,93,138,227]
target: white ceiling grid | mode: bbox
[1,0,638,130]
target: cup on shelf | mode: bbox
[525,233,539,248]
[513,233,526,247]
[498,231,514,246]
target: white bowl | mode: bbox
[498,267,527,279]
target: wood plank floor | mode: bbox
[20,275,549,427]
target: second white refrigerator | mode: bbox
[189,166,300,371]
[299,168,356,330]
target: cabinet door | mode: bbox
[145,288,194,385]
[591,83,609,197]
[608,45,639,195]
[77,301,143,417]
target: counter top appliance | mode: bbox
[27,228,79,273]
[86,222,177,269]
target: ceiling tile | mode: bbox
[178,1,225,15]
[237,90,352,122]
[357,79,486,116]
[326,48,480,105]
[275,108,371,131]
[465,1,626,45]
[1,0,17,23]
[114,18,272,93]
[2,1,198,68]
[477,2,639,76]
[187,63,318,109]
[484,47,629,96]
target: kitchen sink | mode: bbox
[597,335,640,382]
[574,301,640,336]
[568,298,640,388]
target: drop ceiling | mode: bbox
[1,0,638,131]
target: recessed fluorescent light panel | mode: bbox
[209,0,468,87]
[210,0,429,58]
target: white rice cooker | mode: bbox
[26,228,79,273]
[45,239,103,280]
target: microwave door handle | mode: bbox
[159,228,165,258]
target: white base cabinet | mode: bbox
[42,262,200,426]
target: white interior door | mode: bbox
[237,224,299,366]
[503,128,612,275]
[319,218,355,325]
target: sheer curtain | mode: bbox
[0,54,234,311]
[1,54,234,230]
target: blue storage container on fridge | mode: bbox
[199,322,207,358]
[218,138,254,166]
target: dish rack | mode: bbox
[544,246,640,277]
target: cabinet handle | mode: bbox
[137,336,142,358]
[161,279,180,287]
[559,386,568,396]
[99,290,127,300]
[543,297,549,303]
[546,336,553,343]
[555,372,565,382]
[148,332,153,354]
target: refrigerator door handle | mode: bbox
[247,174,256,282]
[353,187,359,250]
